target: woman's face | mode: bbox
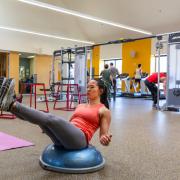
[87,80,101,100]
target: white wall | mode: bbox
[100,44,122,60]
[100,37,167,59]
[0,30,88,55]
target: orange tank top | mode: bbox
[70,103,104,143]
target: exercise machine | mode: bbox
[51,46,93,106]
[118,73,150,98]
[156,32,180,111]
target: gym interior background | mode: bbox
[0,0,180,180]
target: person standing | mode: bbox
[100,64,113,101]
[134,64,142,89]
[109,62,119,97]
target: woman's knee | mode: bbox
[44,113,57,126]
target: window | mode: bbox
[151,55,167,89]
[151,55,167,73]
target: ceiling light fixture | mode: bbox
[0,26,94,44]
[18,0,152,35]
[27,55,35,58]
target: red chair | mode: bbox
[53,83,80,111]
[30,83,49,113]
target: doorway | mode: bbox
[19,53,35,93]
[100,58,122,90]
[0,52,7,77]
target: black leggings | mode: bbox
[11,102,87,150]
[144,80,158,104]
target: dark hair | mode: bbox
[110,62,113,66]
[138,64,142,68]
[104,64,109,69]
[97,79,109,109]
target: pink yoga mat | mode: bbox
[0,132,34,151]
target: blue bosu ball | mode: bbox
[39,144,105,173]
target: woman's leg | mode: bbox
[144,81,157,105]
[151,84,158,104]
[137,79,141,89]
[146,82,157,104]
[39,125,65,147]
[12,110,64,147]
[11,102,87,150]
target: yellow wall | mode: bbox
[9,52,19,93]
[92,46,100,77]
[55,61,60,81]
[87,59,90,70]
[122,39,151,77]
[5,53,59,94]
[5,53,9,77]
[34,55,52,87]
[29,58,34,76]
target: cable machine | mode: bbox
[51,46,92,103]
[156,32,180,111]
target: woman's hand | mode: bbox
[100,134,112,146]
[99,106,111,146]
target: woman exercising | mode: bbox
[0,78,112,150]
[134,64,142,89]
[144,72,166,108]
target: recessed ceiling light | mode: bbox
[0,26,94,44]
[27,55,35,58]
[18,0,152,35]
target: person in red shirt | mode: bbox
[144,72,166,107]
[0,77,112,150]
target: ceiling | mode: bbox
[0,0,180,49]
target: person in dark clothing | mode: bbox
[100,64,113,101]
[109,63,119,97]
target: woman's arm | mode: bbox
[160,77,166,82]
[163,79,167,96]
[160,77,166,96]
[99,107,112,146]
[140,68,143,75]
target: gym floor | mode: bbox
[0,96,180,180]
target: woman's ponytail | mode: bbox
[97,79,109,109]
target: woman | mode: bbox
[0,78,112,150]
[144,72,166,108]
[134,64,142,89]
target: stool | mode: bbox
[30,83,49,112]
[39,144,105,173]
[54,83,80,111]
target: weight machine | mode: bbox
[51,46,93,106]
[156,32,180,111]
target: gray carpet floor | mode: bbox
[0,96,180,180]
